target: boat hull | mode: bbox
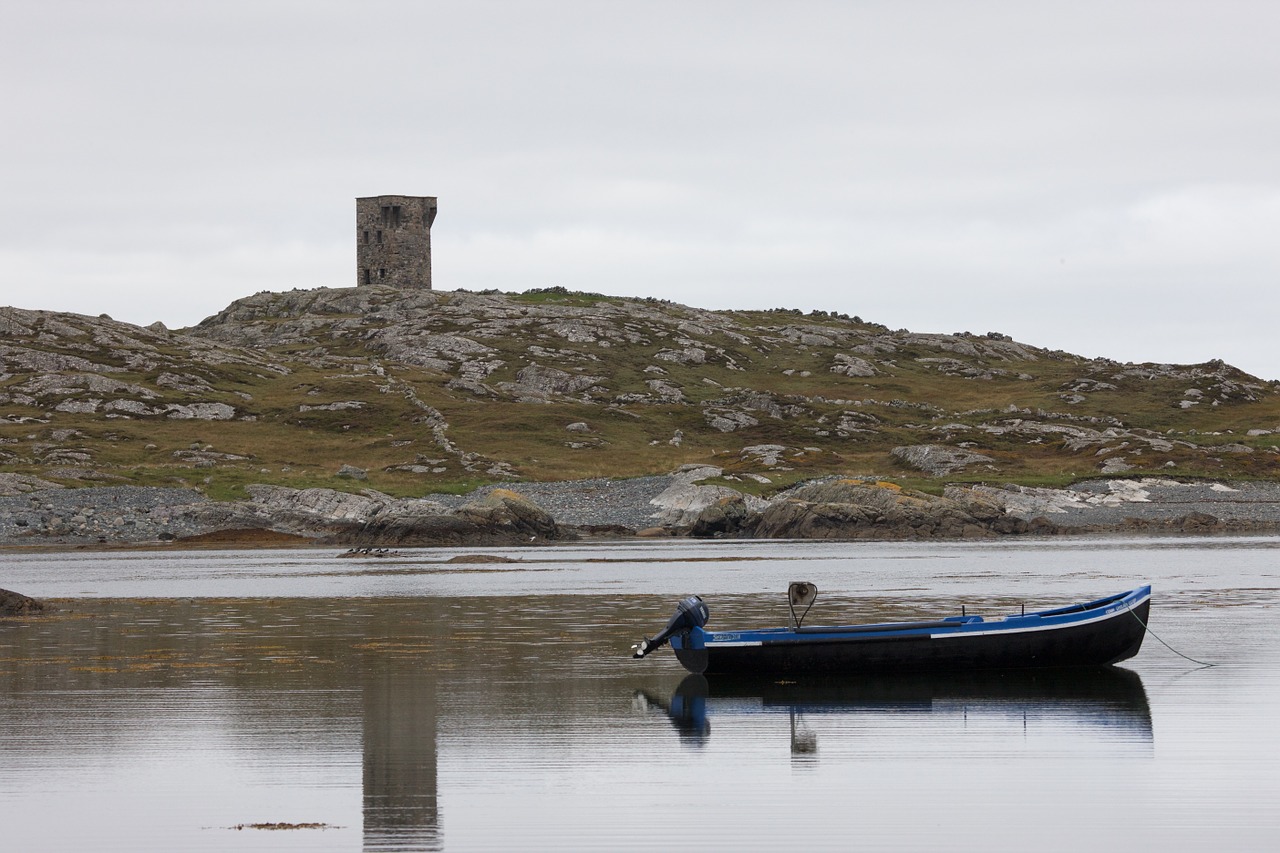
[672,591,1150,677]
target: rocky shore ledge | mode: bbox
[2,469,1279,549]
[0,587,44,615]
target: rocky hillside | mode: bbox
[2,286,1278,504]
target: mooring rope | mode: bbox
[1125,601,1216,667]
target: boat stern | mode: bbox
[671,627,710,674]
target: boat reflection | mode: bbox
[645,667,1153,759]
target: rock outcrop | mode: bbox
[749,479,1023,540]
[0,306,285,426]
[648,465,769,527]
[892,444,996,476]
[689,494,752,538]
[347,488,564,546]
[1,587,44,616]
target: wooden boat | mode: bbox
[632,583,1151,676]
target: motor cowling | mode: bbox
[633,595,710,659]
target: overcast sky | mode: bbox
[3,1,1278,379]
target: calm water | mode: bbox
[2,537,1278,851]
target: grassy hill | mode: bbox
[2,285,1278,501]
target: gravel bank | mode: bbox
[422,476,677,530]
[0,477,689,545]
[974,479,1280,529]
[0,486,211,544]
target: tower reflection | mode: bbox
[361,627,441,851]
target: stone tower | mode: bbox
[356,195,437,288]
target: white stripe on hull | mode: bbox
[929,593,1149,640]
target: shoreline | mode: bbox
[3,473,1280,552]
[5,532,1280,557]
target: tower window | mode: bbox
[362,268,370,285]
[381,205,402,228]
[363,230,369,244]
[379,268,386,279]
[375,230,382,244]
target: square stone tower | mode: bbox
[356,195,437,288]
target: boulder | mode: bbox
[704,409,759,432]
[831,354,878,377]
[648,466,734,526]
[690,494,751,538]
[646,379,686,403]
[500,364,605,401]
[891,444,995,476]
[165,402,237,420]
[741,444,787,467]
[1,587,44,616]
[456,489,561,539]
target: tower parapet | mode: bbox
[356,195,437,288]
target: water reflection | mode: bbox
[355,603,447,852]
[0,599,453,852]
[362,669,439,852]
[5,545,1279,852]
[643,667,1153,759]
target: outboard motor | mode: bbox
[632,595,709,658]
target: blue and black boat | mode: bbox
[632,583,1151,676]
